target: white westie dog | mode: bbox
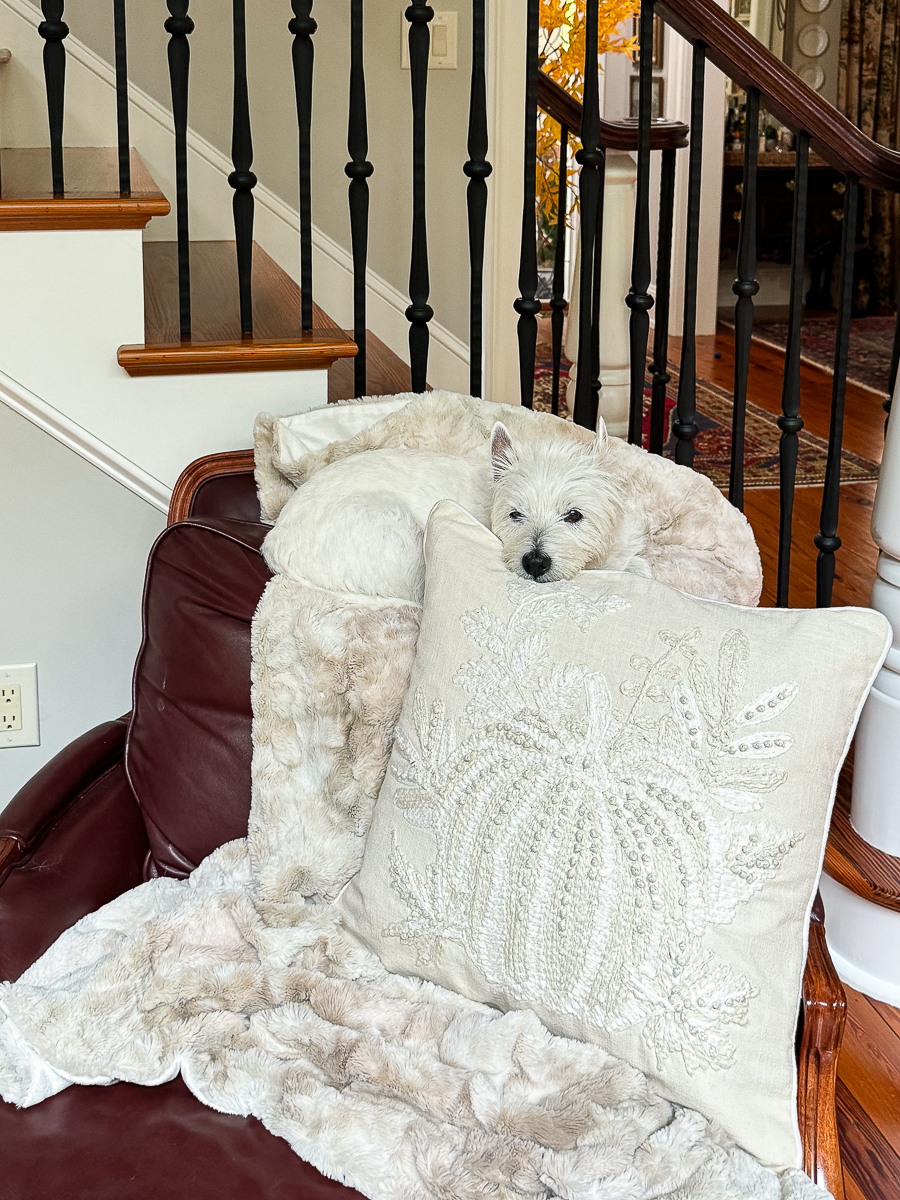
[489,419,761,605]
[490,420,650,582]
[264,417,761,608]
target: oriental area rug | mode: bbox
[532,356,881,491]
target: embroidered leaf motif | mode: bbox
[734,682,800,727]
[511,632,549,681]
[712,762,787,793]
[533,663,591,714]
[461,607,507,656]
[718,629,749,714]
[568,590,630,631]
[724,732,794,759]
[688,654,719,724]
[709,786,764,813]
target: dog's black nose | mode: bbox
[522,550,551,578]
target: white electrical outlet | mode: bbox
[401,11,458,70]
[0,665,39,748]
[1,685,22,732]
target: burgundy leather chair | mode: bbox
[0,452,846,1200]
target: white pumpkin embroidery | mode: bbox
[384,579,800,1073]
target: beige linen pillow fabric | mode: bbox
[338,501,889,1170]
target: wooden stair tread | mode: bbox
[329,330,415,401]
[0,148,169,230]
[824,760,900,913]
[119,241,357,376]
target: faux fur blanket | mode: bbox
[0,394,823,1200]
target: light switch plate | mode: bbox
[0,664,39,748]
[401,11,458,70]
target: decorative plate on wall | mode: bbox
[798,62,826,90]
[799,0,830,12]
[798,23,829,57]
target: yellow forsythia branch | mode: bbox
[537,0,640,238]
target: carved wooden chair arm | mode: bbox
[798,893,846,1200]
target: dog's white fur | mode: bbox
[262,448,491,602]
[491,419,762,605]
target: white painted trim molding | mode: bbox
[818,873,900,1007]
[0,368,170,512]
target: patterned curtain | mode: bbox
[840,0,900,309]
[839,0,900,311]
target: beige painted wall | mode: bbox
[0,400,165,809]
[67,0,472,342]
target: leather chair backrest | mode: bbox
[126,518,271,878]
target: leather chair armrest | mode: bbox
[0,718,130,873]
[0,724,149,982]
[798,892,846,1200]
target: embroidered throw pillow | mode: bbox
[338,501,889,1170]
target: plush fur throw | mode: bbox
[0,396,821,1200]
[255,391,762,606]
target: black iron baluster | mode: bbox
[775,131,809,608]
[649,147,676,454]
[815,174,858,608]
[38,1,68,195]
[550,125,568,417]
[165,0,193,339]
[113,0,130,194]
[405,3,434,393]
[730,87,760,510]
[572,0,603,429]
[289,1,315,331]
[515,0,541,409]
[464,0,491,399]
[625,0,656,444]
[588,162,606,423]
[674,41,705,466]
[229,0,257,336]
[345,0,373,398]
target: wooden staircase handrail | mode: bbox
[537,70,689,150]
[657,0,900,191]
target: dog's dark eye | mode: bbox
[563,509,583,524]
[509,511,525,522]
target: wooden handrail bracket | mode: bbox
[0,836,24,880]
[537,72,689,150]
[824,768,900,912]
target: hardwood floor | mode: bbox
[676,325,897,1200]
[837,987,900,1200]
[673,329,884,610]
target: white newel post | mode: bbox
[818,376,900,1006]
[565,150,637,437]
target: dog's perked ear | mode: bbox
[490,422,518,480]
[591,418,610,462]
